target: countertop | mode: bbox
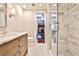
[0,32,27,45]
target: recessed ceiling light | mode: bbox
[0,4,3,7]
[52,4,57,6]
[39,4,42,7]
[7,4,13,8]
[22,4,27,8]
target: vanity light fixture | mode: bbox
[8,8,16,18]
[7,4,16,18]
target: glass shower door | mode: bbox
[50,10,58,56]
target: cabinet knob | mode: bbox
[18,39,21,41]
[18,51,21,54]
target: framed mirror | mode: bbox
[0,3,7,28]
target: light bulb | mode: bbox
[0,4,3,7]
[39,4,42,7]
[22,4,27,9]
[52,4,57,6]
[11,8,16,15]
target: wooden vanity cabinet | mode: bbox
[0,34,28,56]
[0,38,18,56]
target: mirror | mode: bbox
[0,3,7,28]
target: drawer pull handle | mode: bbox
[18,45,21,48]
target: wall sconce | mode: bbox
[9,8,16,18]
[7,4,16,18]
[7,4,23,18]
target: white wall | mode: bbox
[22,11,35,37]
[6,7,36,37]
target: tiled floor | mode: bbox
[27,43,50,56]
[27,37,50,56]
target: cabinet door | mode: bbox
[0,39,18,56]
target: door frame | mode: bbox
[34,11,46,43]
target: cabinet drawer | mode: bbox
[19,47,28,56]
[6,47,18,56]
[19,34,27,39]
[18,40,27,48]
[19,39,27,44]
[18,42,27,56]
[17,34,28,56]
[19,44,27,52]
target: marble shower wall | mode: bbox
[58,3,79,56]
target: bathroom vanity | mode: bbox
[0,32,28,56]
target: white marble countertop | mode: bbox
[0,32,27,45]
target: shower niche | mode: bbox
[36,12,45,43]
